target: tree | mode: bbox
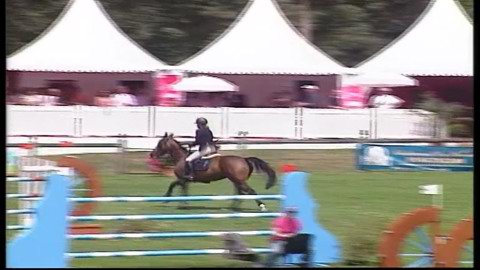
[416,92,470,138]
[6,0,68,56]
[458,0,473,20]
[101,0,248,64]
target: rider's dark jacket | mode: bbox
[191,127,214,151]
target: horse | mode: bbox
[150,132,277,211]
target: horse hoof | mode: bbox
[259,204,267,212]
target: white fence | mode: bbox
[7,105,439,139]
[7,106,77,136]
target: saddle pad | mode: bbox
[193,159,210,171]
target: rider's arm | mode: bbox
[190,130,200,147]
[208,129,215,142]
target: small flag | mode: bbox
[419,184,442,195]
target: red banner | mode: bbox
[154,70,184,106]
[338,85,368,108]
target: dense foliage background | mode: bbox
[6,0,473,67]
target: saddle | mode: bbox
[192,153,221,171]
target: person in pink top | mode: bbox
[265,206,302,266]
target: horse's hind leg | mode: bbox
[239,183,267,212]
[231,184,243,211]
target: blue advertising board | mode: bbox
[356,144,473,171]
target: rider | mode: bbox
[184,117,216,180]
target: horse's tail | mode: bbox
[245,157,277,190]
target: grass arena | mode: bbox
[6,148,473,268]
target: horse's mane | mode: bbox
[170,137,188,153]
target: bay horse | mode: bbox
[150,133,277,211]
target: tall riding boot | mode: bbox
[185,161,194,180]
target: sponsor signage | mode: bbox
[356,144,473,171]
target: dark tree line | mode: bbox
[6,0,473,67]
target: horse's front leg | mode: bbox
[163,179,182,203]
[178,181,189,208]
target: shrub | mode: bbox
[415,93,470,138]
[342,220,385,266]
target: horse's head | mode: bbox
[150,132,184,159]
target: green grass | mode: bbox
[6,149,473,268]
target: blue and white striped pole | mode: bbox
[7,194,285,201]
[67,248,272,258]
[6,177,44,182]
[69,230,273,240]
[7,225,28,230]
[70,212,281,221]
[7,209,34,215]
[7,213,281,226]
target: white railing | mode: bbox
[373,109,436,139]
[78,106,151,137]
[7,106,77,136]
[225,107,298,138]
[7,105,439,139]
[302,109,372,139]
[153,107,223,137]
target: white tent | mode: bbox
[179,0,347,75]
[7,0,168,72]
[173,76,238,92]
[356,0,473,76]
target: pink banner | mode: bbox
[154,71,184,107]
[338,85,367,108]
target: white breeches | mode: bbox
[186,145,216,162]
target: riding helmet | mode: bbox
[195,117,208,125]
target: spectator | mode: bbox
[183,93,195,107]
[13,89,27,105]
[328,89,341,108]
[33,88,47,104]
[135,88,151,106]
[7,90,24,105]
[272,91,293,108]
[212,93,226,107]
[304,85,319,107]
[69,84,90,105]
[297,85,320,108]
[38,88,61,106]
[368,87,404,109]
[93,90,113,107]
[265,207,302,267]
[229,93,247,107]
[197,94,211,107]
[21,88,41,106]
[111,85,138,106]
